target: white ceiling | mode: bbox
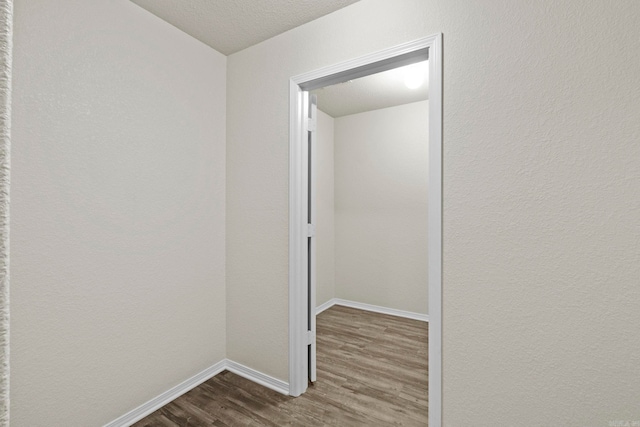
[130,0,361,55]
[130,0,424,117]
[312,61,429,118]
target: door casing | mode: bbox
[288,34,443,427]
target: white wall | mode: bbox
[334,101,428,314]
[316,109,336,308]
[11,1,227,425]
[8,1,638,425]
[226,0,640,424]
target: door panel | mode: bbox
[307,93,318,383]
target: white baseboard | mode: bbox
[104,359,227,427]
[104,359,289,427]
[226,359,289,395]
[316,298,429,322]
[106,299,422,427]
[315,298,336,315]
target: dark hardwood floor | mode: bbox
[133,305,428,426]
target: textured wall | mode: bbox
[226,0,433,382]
[227,0,640,424]
[11,0,226,425]
[0,1,10,425]
[334,101,428,314]
[316,109,335,308]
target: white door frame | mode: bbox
[288,34,443,427]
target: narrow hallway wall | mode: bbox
[11,1,227,425]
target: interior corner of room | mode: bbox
[3,0,640,426]
[313,98,430,320]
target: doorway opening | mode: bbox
[288,34,442,427]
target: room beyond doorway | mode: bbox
[288,34,443,427]
[312,80,429,325]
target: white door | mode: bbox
[305,92,318,383]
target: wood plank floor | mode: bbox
[133,305,428,426]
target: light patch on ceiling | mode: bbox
[130,0,361,55]
[397,61,429,90]
[312,61,429,118]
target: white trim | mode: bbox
[315,298,335,315]
[103,360,227,427]
[294,38,430,91]
[226,360,290,396]
[288,78,308,397]
[104,359,290,427]
[427,33,443,427]
[289,34,443,427]
[317,298,428,322]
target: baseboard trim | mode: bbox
[315,298,335,315]
[105,299,421,427]
[226,359,290,396]
[104,359,289,427]
[316,298,429,322]
[104,359,227,427]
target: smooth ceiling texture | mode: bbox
[312,62,429,118]
[130,0,361,55]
